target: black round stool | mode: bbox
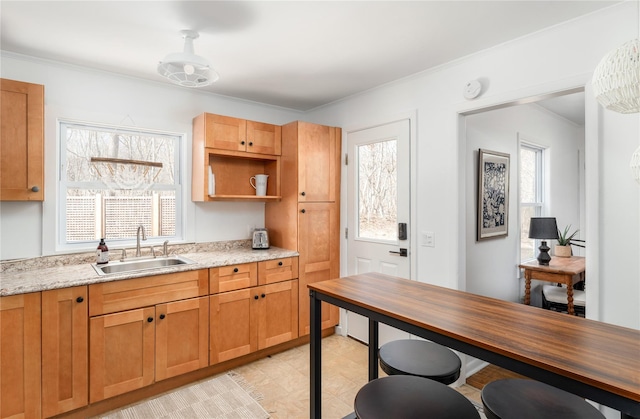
[354,375,480,419]
[378,339,461,384]
[481,379,605,419]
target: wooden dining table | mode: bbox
[308,272,640,419]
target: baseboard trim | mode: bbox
[465,357,489,378]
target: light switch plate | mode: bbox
[421,231,435,247]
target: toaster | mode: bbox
[252,228,270,249]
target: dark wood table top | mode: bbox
[309,272,640,406]
[519,255,585,275]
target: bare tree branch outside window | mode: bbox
[358,139,397,240]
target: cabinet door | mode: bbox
[298,202,340,336]
[0,79,44,201]
[257,280,299,349]
[210,289,258,364]
[0,292,41,419]
[298,122,340,202]
[246,120,281,155]
[156,297,209,381]
[89,307,155,403]
[42,286,88,417]
[204,114,247,152]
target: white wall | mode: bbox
[0,54,302,259]
[465,103,584,304]
[305,1,639,335]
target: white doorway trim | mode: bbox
[454,72,600,322]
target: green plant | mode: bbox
[557,225,579,246]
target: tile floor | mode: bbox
[234,334,483,418]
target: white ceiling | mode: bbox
[1,1,617,112]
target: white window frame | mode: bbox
[57,119,184,252]
[519,141,545,263]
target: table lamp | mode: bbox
[528,217,558,266]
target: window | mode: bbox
[357,139,397,241]
[520,143,544,262]
[59,120,182,250]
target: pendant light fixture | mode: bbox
[592,38,640,114]
[158,30,219,87]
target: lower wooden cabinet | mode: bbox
[89,296,209,403]
[42,286,88,417]
[155,297,209,381]
[258,280,299,349]
[0,292,41,419]
[298,202,340,336]
[210,279,298,364]
[89,306,155,403]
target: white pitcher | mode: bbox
[250,174,269,196]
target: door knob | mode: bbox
[389,248,408,257]
[31,186,40,192]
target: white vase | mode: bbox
[555,245,572,257]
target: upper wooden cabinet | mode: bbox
[196,113,281,156]
[295,122,340,203]
[0,78,44,201]
[192,113,282,202]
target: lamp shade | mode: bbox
[592,38,640,114]
[528,217,558,240]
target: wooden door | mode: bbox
[156,297,209,381]
[89,307,155,403]
[257,280,299,349]
[204,113,247,152]
[0,292,41,419]
[42,286,88,417]
[298,202,340,336]
[297,122,340,203]
[246,120,281,155]
[0,78,44,201]
[209,289,258,364]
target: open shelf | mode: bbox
[192,147,281,202]
[208,194,281,202]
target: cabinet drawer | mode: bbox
[89,269,209,316]
[210,263,258,294]
[258,257,299,285]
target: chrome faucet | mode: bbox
[136,225,147,257]
[163,240,169,257]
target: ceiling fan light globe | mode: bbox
[183,63,195,75]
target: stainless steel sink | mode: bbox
[92,255,197,276]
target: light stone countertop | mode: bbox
[0,242,298,297]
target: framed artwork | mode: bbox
[477,149,510,240]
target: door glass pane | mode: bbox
[358,139,397,240]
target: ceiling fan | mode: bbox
[157,30,219,88]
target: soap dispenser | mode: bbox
[96,238,109,264]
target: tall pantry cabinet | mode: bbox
[265,121,341,336]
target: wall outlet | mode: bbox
[421,231,435,247]
[247,224,256,238]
